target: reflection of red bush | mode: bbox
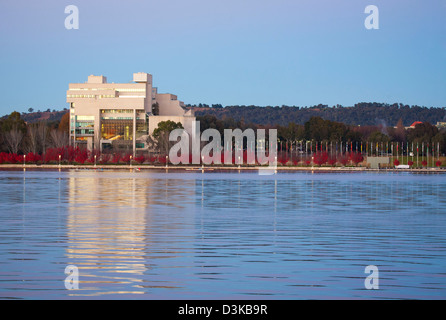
[436,161,442,167]
[422,160,428,167]
[394,159,400,166]
[408,160,414,167]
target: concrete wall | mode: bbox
[367,156,390,169]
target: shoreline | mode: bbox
[0,164,445,173]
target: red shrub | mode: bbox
[74,149,89,164]
[351,152,364,165]
[111,153,121,164]
[328,157,337,166]
[134,155,146,164]
[99,153,111,164]
[338,154,349,166]
[313,152,328,166]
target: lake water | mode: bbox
[0,169,445,299]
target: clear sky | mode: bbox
[0,0,445,115]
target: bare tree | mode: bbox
[3,124,24,154]
[26,123,39,154]
[37,121,48,153]
[50,128,68,148]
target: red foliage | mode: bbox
[111,153,121,164]
[327,156,337,166]
[121,153,132,164]
[350,152,364,165]
[408,160,414,167]
[74,149,88,164]
[422,160,428,167]
[278,153,289,165]
[134,155,146,164]
[25,152,41,164]
[100,153,111,164]
[0,152,20,164]
[393,159,400,166]
[158,155,167,164]
[43,148,60,163]
[86,150,101,164]
[147,155,157,164]
[313,152,328,166]
[436,161,442,167]
[338,154,349,166]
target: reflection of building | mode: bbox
[67,72,195,154]
[65,171,196,296]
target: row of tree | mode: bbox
[0,111,69,155]
[196,115,446,153]
[1,109,445,158]
[192,103,446,127]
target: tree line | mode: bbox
[0,111,69,155]
[1,107,445,161]
[191,102,446,127]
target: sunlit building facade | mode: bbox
[67,72,195,154]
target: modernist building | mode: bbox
[67,72,195,154]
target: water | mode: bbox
[0,169,445,299]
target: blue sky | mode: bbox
[0,0,445,115]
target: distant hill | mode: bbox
[190,103,446,127]
[1,110,68,124]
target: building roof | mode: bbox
[410,121,423,127]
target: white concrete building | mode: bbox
[67,72,195,154]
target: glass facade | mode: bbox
[101,120,145,141]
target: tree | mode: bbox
[3,124,24,154]
[37,121,49,153]
[50,128,68,148]
[407,122,438,144]
[1,111,26,134]
[26,123,39,154]
[58,112,70,133]
[369,131,390,143]
[150,120,184,154]
[28,108,34,113]
[152,102,160,116]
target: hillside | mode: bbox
[1,110,68,124]
[190,103,446,127]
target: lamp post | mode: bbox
[23,154,26,168]
[59,154,61,167]
[94,155,97,167]
[130,155,132,168]
[166,155,168,168]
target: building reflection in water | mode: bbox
[65,170,195,297]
